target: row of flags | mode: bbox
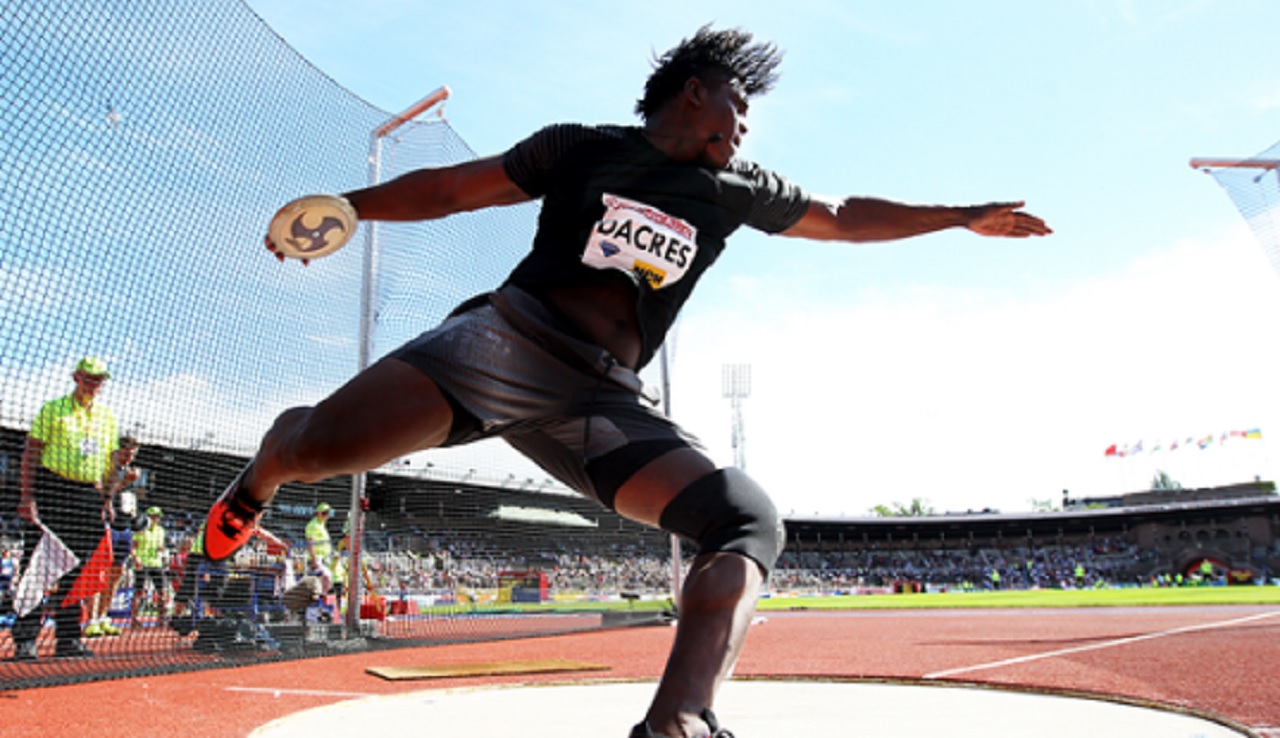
[1104,429,1263,458]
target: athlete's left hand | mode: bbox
[966,201,1052,238]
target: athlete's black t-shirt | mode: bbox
[500,123,810,369]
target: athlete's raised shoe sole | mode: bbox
[203,466,266,562]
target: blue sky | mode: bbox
[244,0,1280,515]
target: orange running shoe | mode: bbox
[203,467,266,562]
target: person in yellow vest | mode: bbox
[10,357,124,661]
[305,503,336,595]
[331,511,353,601]
[130,506,171,627]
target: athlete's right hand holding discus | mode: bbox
[264,194,359,265]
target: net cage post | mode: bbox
[346,86,451,634]
[658,343,683,609]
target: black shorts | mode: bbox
[389,286,703,508]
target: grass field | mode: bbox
[425,585,1280,616]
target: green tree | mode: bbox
[1150,470,1183,491]
[869,497,936,517]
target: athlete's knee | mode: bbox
[657,468,785,576]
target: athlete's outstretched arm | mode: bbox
[341,155,531,222]
[781,195,1051,243]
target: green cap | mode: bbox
[147,506,162,516]
[316,502,332,514]
[75,356,111,378]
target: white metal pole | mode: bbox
[659,343,683,610]
[345,86,450,634]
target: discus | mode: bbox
[266,194,358,260]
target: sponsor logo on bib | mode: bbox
[582,194,697,289]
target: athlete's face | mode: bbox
[698,77,749,168]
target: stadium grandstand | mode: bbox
[780,481,1280,594]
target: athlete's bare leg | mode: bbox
[613,449,764,738]
[238,357,455,505]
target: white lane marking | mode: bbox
[924,610,1280,680]
[225,686,381,699]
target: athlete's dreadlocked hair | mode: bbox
[635,25,783,121]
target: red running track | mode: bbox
[4,605,1277,738]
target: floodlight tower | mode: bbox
[722,364,752,471]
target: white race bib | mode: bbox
[582,194,698,289]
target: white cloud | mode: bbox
[666,223,1280,516]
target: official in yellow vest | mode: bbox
[305,503,336,594]
[130,507,171,627]
[11,357,124,661]
[1199,559,1216,584]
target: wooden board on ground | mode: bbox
[366,658,611,681]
